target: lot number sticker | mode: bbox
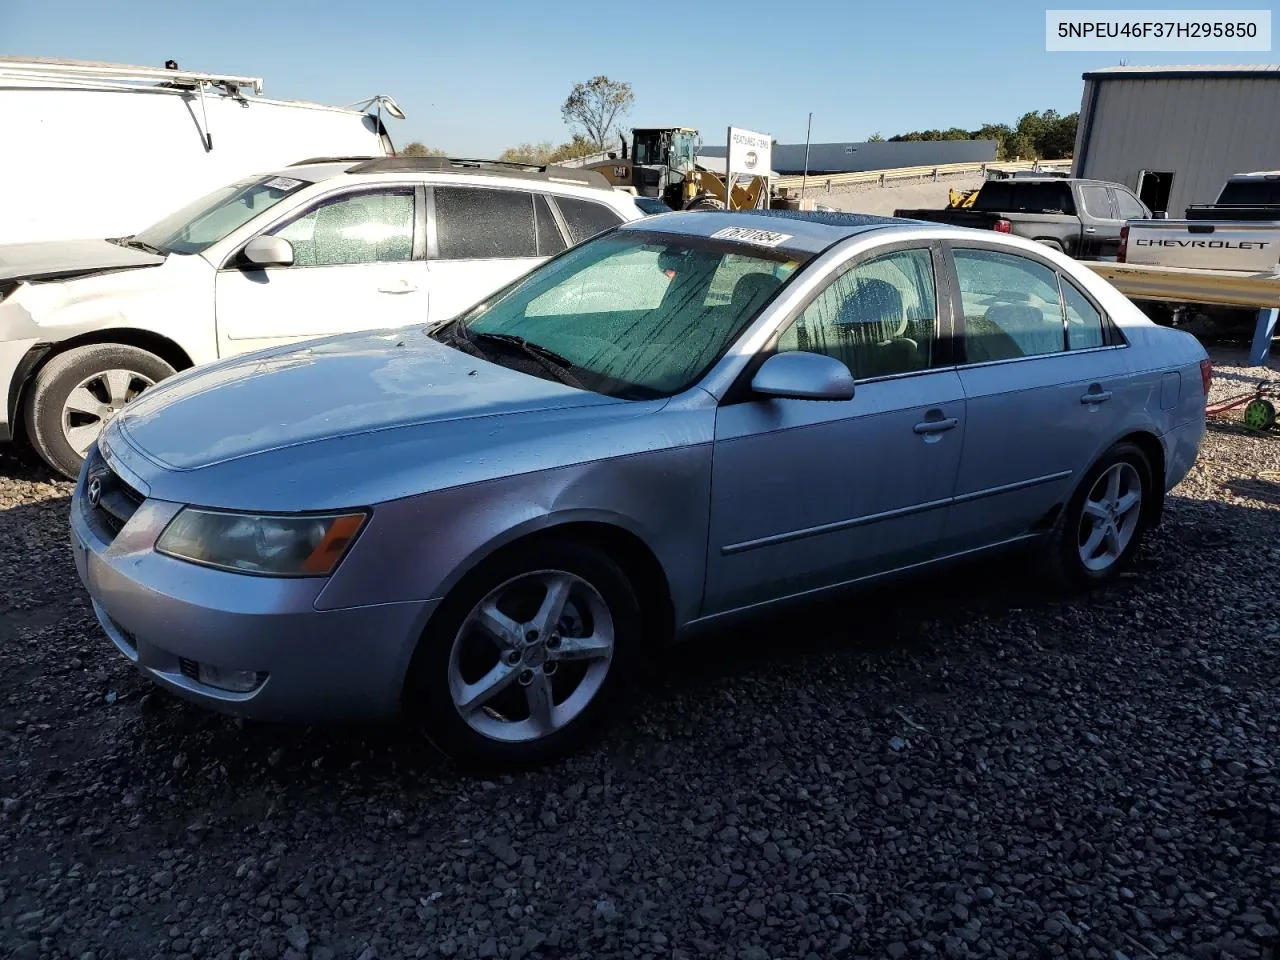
[263,176,305,192]
[711,226,794,247]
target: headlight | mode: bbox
[155,508,368,577]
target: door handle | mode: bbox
[1080,389,1113,405]
[378,282,418,294]
[913,417,959,435]
[1084,227,1097,233]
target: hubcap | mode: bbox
[447,570,614,743]
[61,368,156,455]
[1077,462,1143,572]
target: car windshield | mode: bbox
[444,230,808,399]
[132,174,312,255]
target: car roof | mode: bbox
[268,157,617,193]
[618,209,915,255]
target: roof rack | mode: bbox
[0,56,263,95]
[289,155,380,166]
[345,156,613,190]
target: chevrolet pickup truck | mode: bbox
[895,177,1150,260]
[1120,172,1280,272]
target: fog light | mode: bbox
[196,664,263,693]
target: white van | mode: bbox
[0,57,403,245]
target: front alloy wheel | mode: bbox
[410,540,639,769]
[449,570,615,743]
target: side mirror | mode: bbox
[751,351,855,401]
[242,236,294,268]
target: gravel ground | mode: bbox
[2,346,1278,960]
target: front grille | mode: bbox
[178,658,200,681]
[83,447,145,541]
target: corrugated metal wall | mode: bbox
[1076,75,1280,216]
[698,140,998,174]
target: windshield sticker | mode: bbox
[262,176,305,192]
[710,226,794,247]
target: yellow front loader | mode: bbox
[583,126,770,211]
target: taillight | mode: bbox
[993,219,1012,233]
[1118,225,1129,262]
[1200,359,1213,394]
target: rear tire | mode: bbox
[23,343,174,479]
[1042,441,1153,590]
[405,539,641,771]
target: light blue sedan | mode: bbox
[70,211,1209,768]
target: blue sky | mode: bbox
[3,0,1274,155]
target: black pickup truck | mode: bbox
[1184,171,1280,221]
[895,177,1151,259]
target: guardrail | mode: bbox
[773,159,1073,193]
[1083,261,1279,365]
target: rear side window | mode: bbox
[434,187,538,260]
[953,248,1065,361]
[535,195,566,256]
[1079,186,1114,219]
[556,197,625,245]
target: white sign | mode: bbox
[726,126,772,177]
[710,226,793,248]
[1046,9,1270,51]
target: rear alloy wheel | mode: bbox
[409,541,639,770]
[1043,441,1153,588]
[23,343,175,479]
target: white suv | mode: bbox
[0,157,648,477]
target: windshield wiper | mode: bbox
[469,332,584,387]
[108,235,165,255]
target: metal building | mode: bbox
[1073,64,1280,217]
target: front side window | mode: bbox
[434,187,538,260]
[441,231,805,398]
[1112,189,1148,220]
[953,248,1065,362]
[556,197,625,245]
[775,249,937,380]
[135,175,312,256]
[272,189,414,266]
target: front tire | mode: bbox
[23,343,174,479]
[1043,441,1153,589]
[406,540,641,770]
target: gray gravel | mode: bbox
[2,346,1279,960]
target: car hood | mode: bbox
[0,239,166,284]
[114,327,625,471]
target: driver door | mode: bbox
[214,185,427,356]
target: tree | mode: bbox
[499,135,600,166]
[867,132,885,142]
[400,141,446,157]
[561,76,634,150]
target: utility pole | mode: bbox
[800,112,813,200]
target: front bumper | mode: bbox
[69,464,438,722]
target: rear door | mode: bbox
[939,241,1136,555]
[214,184,426,355]
[424,186,565,324]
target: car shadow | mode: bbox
[2,453,1277,827]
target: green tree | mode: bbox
[867,132,885,142]
[561,76,635,150]
[399,141,447,157]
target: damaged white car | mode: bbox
[0,157,644,477]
